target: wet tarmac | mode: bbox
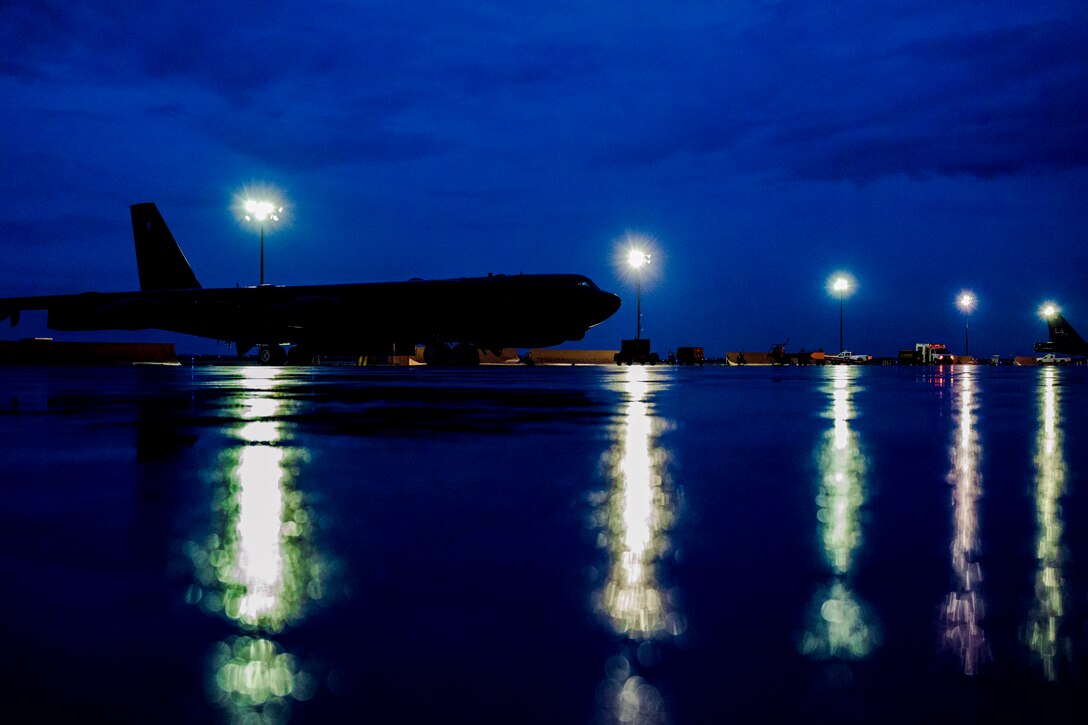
[1,364,1087,723]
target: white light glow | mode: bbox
[600,366,676,639]
[801,365,876,661]
[244,199,282,223]
[1025,367,1069,680]
[821,366,863,574]
[628,249,650,269]
[240,365,281,391]
[957,292,976,314]
[189,369,324,635]
[596,366,678,725]
[234,445,287,623]
[940,367,989,674]
[827,273,856,298]
[188,369,325,724]
[614,233,660,284]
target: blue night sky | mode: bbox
[2,0,1086,356]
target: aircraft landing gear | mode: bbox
[257,344,287,365]
[423,342,452,366]
[451,342,480,366]
[286,345,313,366]
[422,342,480,366]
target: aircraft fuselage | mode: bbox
[0,203,622,360]
[42,274,620,353]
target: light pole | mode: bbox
[627,249,651,339]
[833,276,850,352]
[957,292,976,358]
[244,200,282,286]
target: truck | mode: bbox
[826,350,871,365]
[614,338,660,365]
[916,343,952,365]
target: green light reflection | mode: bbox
[1023,366,1070,680]
[599,366,676,638]
[208,635,317,723]
[801,365,877,662]
[940,367,989,674]
[594,366,679,724]
[186,367,325,722]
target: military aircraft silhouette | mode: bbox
[1034,306,1088,357]
[0,203,622,364]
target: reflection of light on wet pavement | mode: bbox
[801,365,877,662]
[940,367,989,675]
[186,367,324,722]
[821,368,863,575]
[596,654,667,725]
[805,581,873,659]
[602,367,672,637]
[595,366,679,724]
[209,636,317,720]
[231,366,280,392]
[233,444,289,624]
[1024,367,1069,681]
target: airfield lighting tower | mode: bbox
[833,276,851,353]
[957,292,976,358]
[244,200,282,286]
[628,249,651,339]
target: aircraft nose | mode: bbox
[594,291,622,324]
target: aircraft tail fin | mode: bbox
[130,203,201,290]
[1048,312,1085,347]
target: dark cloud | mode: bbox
[772,15,1088,181]
[0,0,72,77]
[1,2,413,105]
[0,212,135,294]
[6,1,1086,180]
[0,1,457,170]
[596,1,1088,182]
[444,40,601,93]
[1,213,120,248]
[203,112,448,170]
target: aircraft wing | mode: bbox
[1,294,78,328]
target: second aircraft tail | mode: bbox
[1048,312,1085,348]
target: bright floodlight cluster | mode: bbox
[827,273,855,298]
[615,232,657,279]
[627,248,651,270]
[244,200,282,223]
[958,292,976,313]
